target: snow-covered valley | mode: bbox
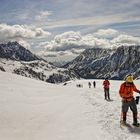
[0,71,140,140]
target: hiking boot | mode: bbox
[132,122,140,127]
[120,120,126,125]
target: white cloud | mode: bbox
[41,31,83,52]
[0,24,50,42]
[83,34,111,48]
[37,51,58,58]
[40,31,111,52]
[94,28,120,38]
[38,29,140,60]
[111,34,140,44]
[0,23,51,49]
[35,11,52,21]
[71,48,85,54]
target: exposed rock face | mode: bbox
[64,45,140,80]
[0,41,40,61]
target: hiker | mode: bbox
[119,74,140,126]
[103,78,110,100]
[76,84,83,88]
[93,81,96,88]
[88,82,91,88]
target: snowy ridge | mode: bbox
[0,41,79,83]
[0,59,78,83]
[65,45,140,80]
[0,71,140,140]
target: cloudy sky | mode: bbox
[0,0,140,62]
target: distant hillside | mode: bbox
[0,42,79,83]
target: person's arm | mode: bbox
[133,84,140,93]
[108,81,110,85]
[119,84,124,98]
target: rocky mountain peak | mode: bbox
[0,41,40,61]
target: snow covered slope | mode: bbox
[0,71,140,140]
[0,59,78,83]
[0,41,79,83]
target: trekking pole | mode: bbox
[120,99,123,124]
[120,111,123,124]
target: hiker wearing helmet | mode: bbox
[119,74,140,127]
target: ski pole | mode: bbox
[120,109,124,123]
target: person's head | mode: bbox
[105,77,108,80]
[125,74,134,83]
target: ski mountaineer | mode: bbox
[88,82,91,88]
[103,78,110,100]
[93,81,96,88]
[119,74,140,127]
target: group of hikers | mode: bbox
[88,81,96,88]
[87,74,140,127]
[88,78,110,100]
[103,74,140,127]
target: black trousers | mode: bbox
[104,88,110,100]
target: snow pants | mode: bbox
[122,98,138,122]
[104,88,110,100]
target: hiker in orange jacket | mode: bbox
[103,78,110,100]
[119,74,140,126]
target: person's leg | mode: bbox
[122,101,129,123]
[107,89,110,100]
[104,89,107,100]
[130,99,138,125]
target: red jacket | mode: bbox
[119,82,140,101]
[103,80,110,89]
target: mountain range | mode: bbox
[0,41,140,83]
[0,42,79,83]
[64,45,140,80]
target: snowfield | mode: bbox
[0,71,140,140]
